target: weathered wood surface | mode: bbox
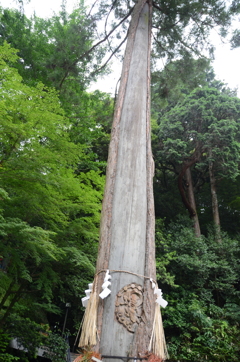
[95,1,156,359]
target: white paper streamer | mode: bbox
[156,296,168,308]
[104,269,112,282]
[99,287,111,299]
[150,277,156,289]
[85,289,92,297]
[150,278,168,308]
[102,280,111,289]
[81,282,93,307]
[99,269,111,299]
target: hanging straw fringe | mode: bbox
[148,303,169,360]
[79,281,99,348]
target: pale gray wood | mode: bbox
[99,3,151,359]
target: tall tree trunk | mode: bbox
[208,157,221,242]
[178,159,201,237]
[185,168,201,237]
[91,0,165,359]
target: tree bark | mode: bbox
[95,0,158,359]
[208,154,221,242]
[185,168,201,237]
[178,159,197,217]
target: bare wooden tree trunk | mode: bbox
[95,1,158,359]
[185,168,201,237]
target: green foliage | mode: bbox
[0,330,19,362]
[0,41,82,228]
[0,215,59,282]
[0,6,112,178]
[0,5,105,89]
[151,53,240,361]
[4,316,68,362]
[0,40,108,336]
[167,219,240,295]
[154,86,240,228]
[7,315,47,359]
[231,29,240,48]
[158,87,240,177]
[155,219,176,286]
[151,57,212,111]
[159,218,240,361]
[43,330,69,362]
[166,296,240,361]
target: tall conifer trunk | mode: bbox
[208,152,221,242]
[185,168,201,237]
[93,0,164,359]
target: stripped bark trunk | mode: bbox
[185,168,201,237]
[95,0,157,359]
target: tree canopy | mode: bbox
[0,35,110,360]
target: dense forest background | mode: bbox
[1,1,240,361]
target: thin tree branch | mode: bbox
[104,0,118,38]
[83,7,133,59]
[152,19,181,32]
[104,0,124,61]
[59,7,133,89]
[152,1,170,15]
[87,0,99,17]
[152,31,173,58]
[90,33,128,77]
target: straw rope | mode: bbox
[95,268,157,285]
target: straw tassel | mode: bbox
[148,304,169,360]
[79,281,99,347]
